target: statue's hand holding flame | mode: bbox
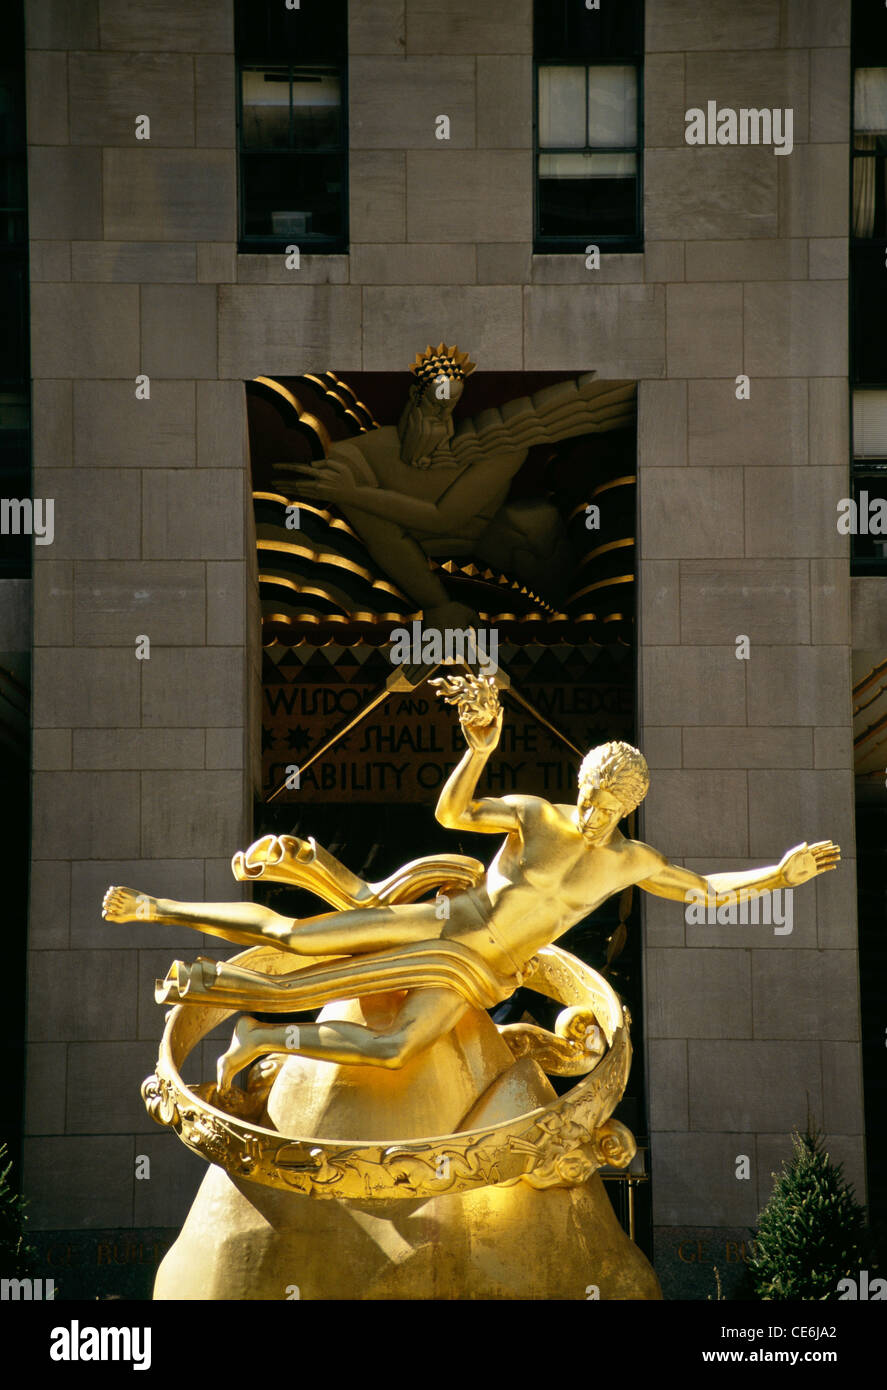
[431,671,503,754]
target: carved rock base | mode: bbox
[154,997,661,1300]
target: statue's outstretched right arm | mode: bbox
[432,673,520,834]
[636,841,840,906]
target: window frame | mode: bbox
[850,7,887,384]
[850,386,887,575]
[0,9,30,581]
[850,61,887,244]
[236,59,349,255]
[533,56,644,254]
[849,64,887,390]
[532,0,644,256]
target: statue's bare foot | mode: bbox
[217,1016,267,1093]
[102,885,155,923]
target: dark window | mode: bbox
[852,20,887,1246]
[235,2,347,254]
[851,66,887,250]
[852,1,887,64]
[851,242,887,385]
[852,5,887,382]
[851,389,887,574]
[849,464,887,567]
[852,4,887,574]
[534,1,644,253]
[0,42,27,384]
[0,0,29,581]
[852,54,887,244]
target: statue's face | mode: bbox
[577,785,625,844]
[398,379,464,468]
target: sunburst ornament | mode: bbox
[409,343,477,386]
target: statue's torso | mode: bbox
[479,807,657,959]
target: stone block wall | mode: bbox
[24,0,260,1236]
[636,0,863,1267]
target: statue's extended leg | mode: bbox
[104,885,442,955]
[216,986,468,1090]
[103,886,305,950]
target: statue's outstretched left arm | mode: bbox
[637,841,840,905]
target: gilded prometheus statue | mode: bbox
[102,673,839,1298]
[104,674,839,1089]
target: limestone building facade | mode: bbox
[6,0,882,1297]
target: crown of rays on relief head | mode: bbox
[409,343,477,387]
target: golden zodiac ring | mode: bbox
[143,942,636,1200]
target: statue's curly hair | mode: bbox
[577,741,649,817]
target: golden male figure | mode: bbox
[103,675,839,1091]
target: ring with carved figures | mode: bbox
[142,942,637,1200]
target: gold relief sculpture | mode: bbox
[105,673,839,1300]
[275,344,637,629]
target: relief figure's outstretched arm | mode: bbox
[291,453,521,539]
